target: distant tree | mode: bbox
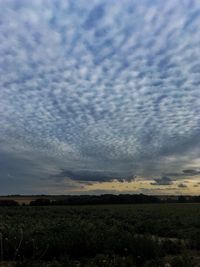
[191,196,200,203]
[178,196,186,203]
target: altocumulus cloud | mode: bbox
[1,0,200,193]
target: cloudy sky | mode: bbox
[1,0,200,195]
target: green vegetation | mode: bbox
[0,204,200,266]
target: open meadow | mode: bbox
[0,203,200,267]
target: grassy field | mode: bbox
[0,204,200,266]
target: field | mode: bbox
[0,204,200,267]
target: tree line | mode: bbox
[0,194,200,206]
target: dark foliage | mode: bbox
[0,204,199,266]
[30,199,51,206]
[30,194,160,206]
[0,200,19,206]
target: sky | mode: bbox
[0,0,200,195]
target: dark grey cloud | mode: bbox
[178,183,187,188]
[151,176,173,186]
[51,169,135,183]
[182,169,200,175]
[163,173,184,177]
[164,168,200,178]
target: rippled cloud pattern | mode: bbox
[1,0,200,193]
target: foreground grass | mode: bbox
[0,204,200,266]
